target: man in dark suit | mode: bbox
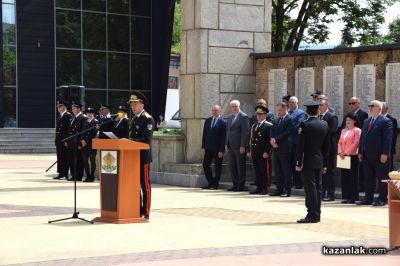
[382,102,398,171]
[113,105,130,139]
[319,100,339,201]
[96,104,115,139]
[248,105,273,195]
[270,102,293,197]
[79,107,98,182]
[295,100,330,223]
[358,100,393,206]
[54,101,73,180]
[67,103,87,181]
[226,100,250,191]
[201,105,226,189]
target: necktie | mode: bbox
[367,118,375,133]
[278,117,282,126]
[211,118,216,128]
[319,115,323,120]
[255,122,261,131]
[232,114,237,124]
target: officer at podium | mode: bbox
[128,92,155,221]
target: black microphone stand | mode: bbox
[48,119,115,224]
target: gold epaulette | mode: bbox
[143,112,152,118]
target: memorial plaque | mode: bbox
[323,66,344,122]
[295,67,315,109]
[385,63,400,127]
[268,69,287,112]
[353,64,375,111]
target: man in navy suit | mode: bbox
[201,105,227,189]
[270,102,294,197]
[358,100,393,206]
[226,100,250,191]
[382,102,398,171]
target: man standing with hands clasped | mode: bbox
[295,100,330,223]
[201,105,226,189]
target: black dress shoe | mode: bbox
[322,197,335,202]
[250,182,257,186]
[236,187,245,192]
[348,200,355,204]
[373,200,386,207]
[202,185,211,189]
[269,192,282,196]
[341,200,349,204]
[356,200,373,205]
[83,178,94,182]
[280,193,290,197]
[297,217,320,223]
[259,190,267,195]
[227,186,237,191]
[53,175,66,180]
[294,185,302,189]
[212,185,219,189]
[249,190,261,194]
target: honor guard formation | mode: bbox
[55,90,397,223]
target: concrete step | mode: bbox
[0,140,55,144]
[0,128,56,154]
[0,148,56,153]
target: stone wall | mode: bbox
[181,0,272,163]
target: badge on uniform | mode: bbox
[136,125,139,129]
[147,124,153,130]
[258,132,262,136]
[298,127,302,134]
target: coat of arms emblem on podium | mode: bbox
[101,151,118,174]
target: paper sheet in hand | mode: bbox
[103,132,119,139]
[336,155,351,169]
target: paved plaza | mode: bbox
[0,154,399,265]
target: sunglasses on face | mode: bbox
[348,102,357,105]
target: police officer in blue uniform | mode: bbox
[128,92,154,221]
[80,107,99,182]
[113,105,130,139]
[295,100,330,223]
[96,104,114,139]
[54,101,73,179]
[248,105,273,195]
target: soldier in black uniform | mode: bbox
[68,103,87,181]
[96,104,114,139]
[113,105,130,139]
[248,105,273,195]
[54,101,73,180]
[295,100,330,223]
[128,92,154,221]
[79,107,99,182]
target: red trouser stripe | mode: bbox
[265,158,270,192]
[144,163,151,215]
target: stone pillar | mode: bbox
[180,0,272,162]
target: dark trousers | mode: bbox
[82,148,97,180]
[340,155,359,202]
[362,156,389,202]
[291,145,302,187]
[140,161,151,217]
[68,143,84,180]
[56,141,69,176]
[252,157,270,192]
[274,152,292,194]
[301,168,322,220]
[322,153,336,198]
[227,149,246,188]
[202,150,223,187]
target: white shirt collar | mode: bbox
[321,110,329,117]
[135,109,145,117]
[75,112,82,118]
[60,110,66,117]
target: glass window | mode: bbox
[83,52,106,88]
[56,49,81,86]
[108,91,130,111]
[83,12,106,50]
[108,15,129,52]
[131,17,150,53]
[131,55,150,91]
[108,53,129,90]
[3,87,16,127]
[56,0,80,9]
[56,10,81,48]
[2,1,15,4]
[84,90,107,112]
[108,0,129,14]
[3,45,16,85]
[82,0,106,12]
[131,0,151,16]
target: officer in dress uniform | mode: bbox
[54,101,73,180]
[96,104,114,139]
[79,107,99,182]
[248,105,273,195]
[67,103,87,181]
[113,106,130,139]
[295,100,330,223]
[128,92,154,221]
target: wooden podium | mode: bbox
[92,139,149,224]
[387,180,400,249]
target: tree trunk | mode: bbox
[273,0,285,52]
[285,0,311,51]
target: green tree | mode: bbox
[272,0,400,51]
[171,0,181,54]
[386,16,400,43]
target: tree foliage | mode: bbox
[272,0,400,52]
[171,0,181,54]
